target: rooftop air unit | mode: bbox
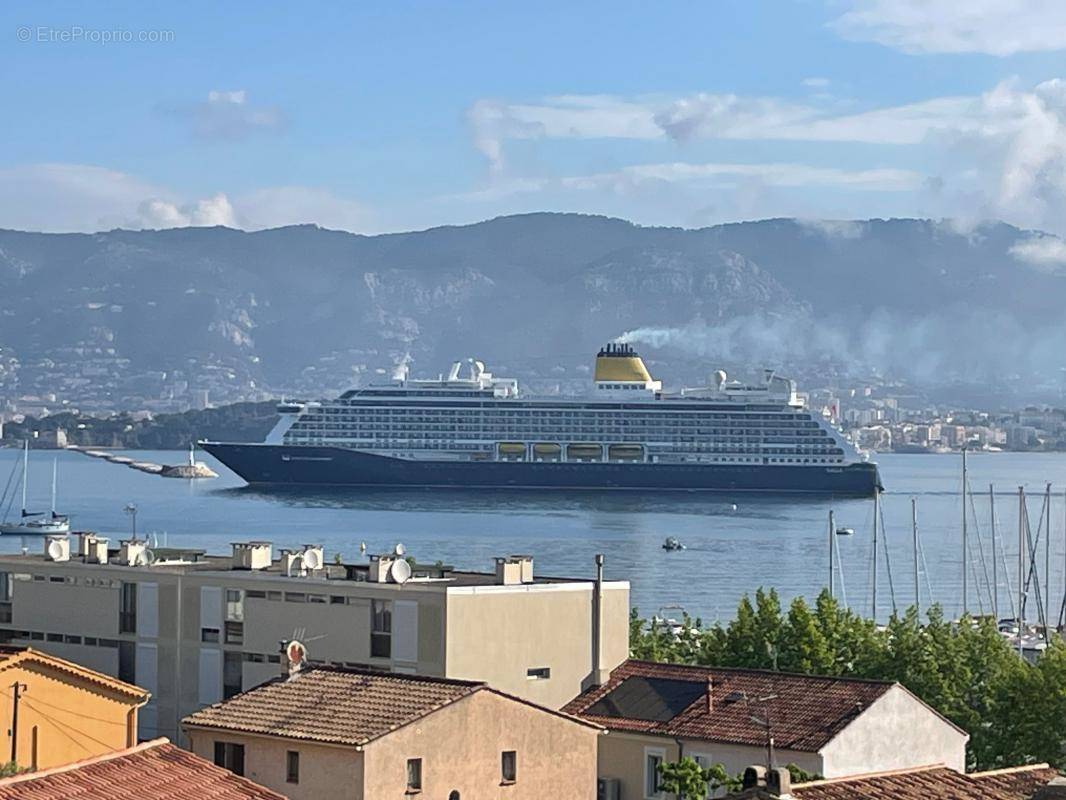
[44,536,70,563]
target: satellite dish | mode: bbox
[47,540,66,560]
[303,549,323,570]
[394,542,406,556]
[135,549,154,567]
[390,559,412,585]
[286,640,307,674]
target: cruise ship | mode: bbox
[201,345,880,495]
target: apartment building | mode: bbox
[0,536,629,742]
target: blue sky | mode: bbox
[3,0,1066,241]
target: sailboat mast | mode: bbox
[990,484,997,621]
[20,440,28,514]
[1018,486,1025,656]
[912,497,919,614]
[50,459,57,515]
[1045,483,1051,625]
[961,448,968,615]
[829,510,835,600]
[872,489,879,620]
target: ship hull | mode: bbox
[200,443,881,496]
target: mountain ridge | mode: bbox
[0,213,1062,407]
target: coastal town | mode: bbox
[0,537,1062,799]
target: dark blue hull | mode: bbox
[200,443,881,496]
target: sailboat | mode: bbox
[0,442,70,535]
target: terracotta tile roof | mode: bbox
[0,646,149,701]
[183,666,487,746]
[788,763,1061,799]
[0,738,284,799]
[562,659,901,752]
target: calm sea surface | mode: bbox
[1,449,1065,624]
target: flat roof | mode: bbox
[0,549,617,590]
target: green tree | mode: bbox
[658,757,738,799]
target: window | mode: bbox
[201,628,220,643]
[118,641,135,684]
[406,758,422,792]
[225,589,244,621]
[223,651,243,699]
[0,572,12,624]
[501,750,516,783]
[119,582,137,633]
[526,667,550,680]
[644,748,664,798]
[286,750,299,784]
[214,741,245,776]
[224,621,243,645]
[371,599,392,658]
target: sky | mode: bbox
[2,0,1066,239]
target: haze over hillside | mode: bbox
[1,212,1065,407]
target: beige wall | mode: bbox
[819,685,967,776]
[188,690,598,800]
[0,659,142,771]
[597,731,822,800]
[364,690,599,800]
[0,557,629,743]
[188,728,363,800]
[445,582,629,709]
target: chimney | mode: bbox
[495,555,533,586]
[706,677,713,713]
[231,541,272,570]
[768,767,792,797]
[743,766,768,790]
[591,554,605,686]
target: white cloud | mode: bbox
[1009,235,1066,270]
[831,0,1066,56]
[140,193,237,228]
[455,161,920,204]
[0,163,374,234]
[166,89,284,140]
[467,91,979,161]
[802,77,831,89]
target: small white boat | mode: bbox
[662,536,686,551]
[835,527,854,536]
[0,443,70,535]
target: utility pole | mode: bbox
[9,681,26,764]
